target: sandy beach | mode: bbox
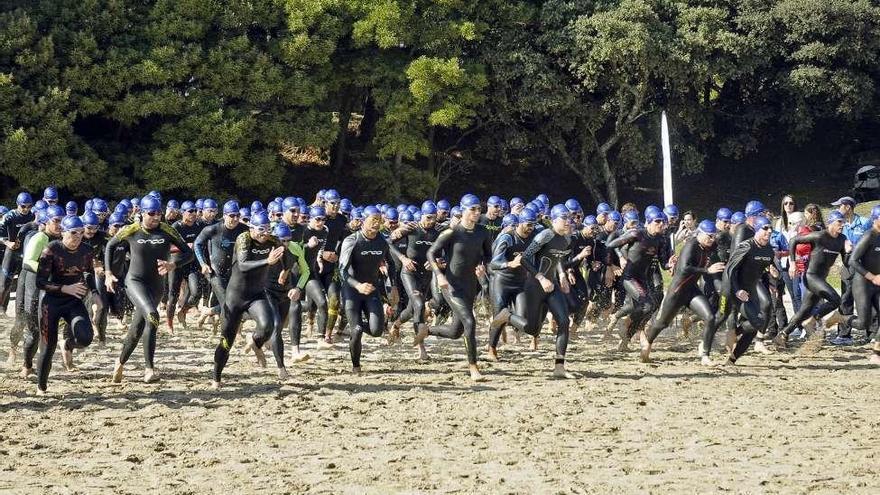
[1,313,878,494]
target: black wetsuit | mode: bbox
[167,219,203,324]
[296,225,330,338]
[213,232,285,381]
[606,228,666,338]
[849,228,880,337]
[427,223,493,365]
[515,228,573,364]
[322,213,348,333]
[646,237,718,355]
[194,222,248,311]
[339,230,396,368]
[265,242,309,365]
[390,223,441,335]
[82,230,110,342]
[105,222,193,369]
[715,238,774,361]
[0,209,35,311]
[781,230,847,337]
[35,240,95,391]
[487,229,535,348]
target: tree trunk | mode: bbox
[332,91,354,171]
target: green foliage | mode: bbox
[0,0,877,203]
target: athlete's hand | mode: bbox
[613,267,623,277]
[400,256,417,272]
[667,255,678,269]
[559,276,570,294]
[579,245,592,259]
[736,289,749,302]
[379,263,389,277]
[591,261,602,271]
[267,246,285,265]
[437,274,449,291]
[537,274,554,293]
[202,264,213,276]
[567,271,576,286]
[707,262,725,274]
[322,251,338,263]
[157,260,175,276]
[105,273,118,293]
[356,282,375,295]
[845,240,853,253]
[508,254,522,269]
[871,274,880,287]
[307,236,319,249]
[61,282,88,299]
[475,264,486,278]
[278,270,289,286]
[94,266,105,278]
[620,258,628,270]
[3,240,16,250]
[288,287,302,301]
[769,265,779,278]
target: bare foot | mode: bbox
[245,333,267,367]
[292,351,311,363]
[386,322,401,346]
[416,343,429,361]
[413,324,429,347]
[552,364,575,379]
[316,338,334,350]
[35,388,48,396]
[111,360,124,383]
[210,380,221,391]
[277,367,289,380]
[6,348,16,364]
[700,355,714,366]
[143,368,159,383]
[177,307,189,330]
[754,340,773,355]
[469,365,486,382]
[530,335,539,351]
[639,331,651,363]
[773,332,788,351]
[20,367,34,379]
[869,353,880,365]
[352,366,362,376]
[487,346,499,362]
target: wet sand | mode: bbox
[1,314,878,494]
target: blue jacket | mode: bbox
[843,214,871,244]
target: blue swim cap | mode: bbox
[223,201,239,215]
[871,205,880,221]
[194,198,204,210]
[273,222,292,240]
[596,202,612,215]
[114,204,129,216]
[148,190,162,201]
[350,207,363,221]
[309,206,326,218]
[120,198,131,209]
[518,209,538,223]
[282,197,297,211]
[608,211,623,223]
[250,200,264,213]
[827,211,845,224]
[109,213,126,227]
[753,215,771,230]
[407,205,419,215]
[645,209,665,223]
[565,199,582,213]
[340,198,353,214]
[34,200,47,211]
[437,199,451,211]
[745,200,766,217]
[395,204,407,214]
[731,212,745,224]
[239,207,250,220]
[644,205,661,217]
[16,192,32,206]
[46,205,65,219]
[537,193,549,206]
[510,197,524,208]
[450,206,462,218]
[460,194,481,209]
[0,206,8,216]
[501,214,518,228]
[399,211,414,223]
[131,197,141,208]
[583,215,598,226]
[624,211,640,223]
[61,215,84,232]
[140,196,161,213]
[81,211,99,227]
[36,211,48,225]
[93,199,108,214]
[84,199,93,212]
[65,201,77,215]
[550,204,570,220]
[363,205,381,218]
[664,204,679,218]
[180,201,195,212]
[268,202,281,214]
[421,200,438,215]
[716,208,732,221]
[487,195,502,207]
[384,208,398,221]
[203,198,218,210]
[250,211,270,227]
[43,187,58,201]
[323,189,340,202]
[166,199,179,210]
[697,219,717,234]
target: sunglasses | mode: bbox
[522,222,536,228]
[184,209,197,214]
[65,228,85,235]
[652,219,664,224]
[20,204,32,209]
[226,213,240,218]
[288,208,298,213]
[326,201,340,206]
[145,211,161,216]
[760,225,772,231]
[719,219,730,224]
[313,217,326,222]
[252,226,270,234]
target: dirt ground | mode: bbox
[0,311,878,494]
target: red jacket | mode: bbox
[794,225,814,274]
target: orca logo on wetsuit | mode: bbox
[137,238,166,245]
[252,248,271,255]
[360,250,384,256]
[415,240,434,246]
[753,256,772,262]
